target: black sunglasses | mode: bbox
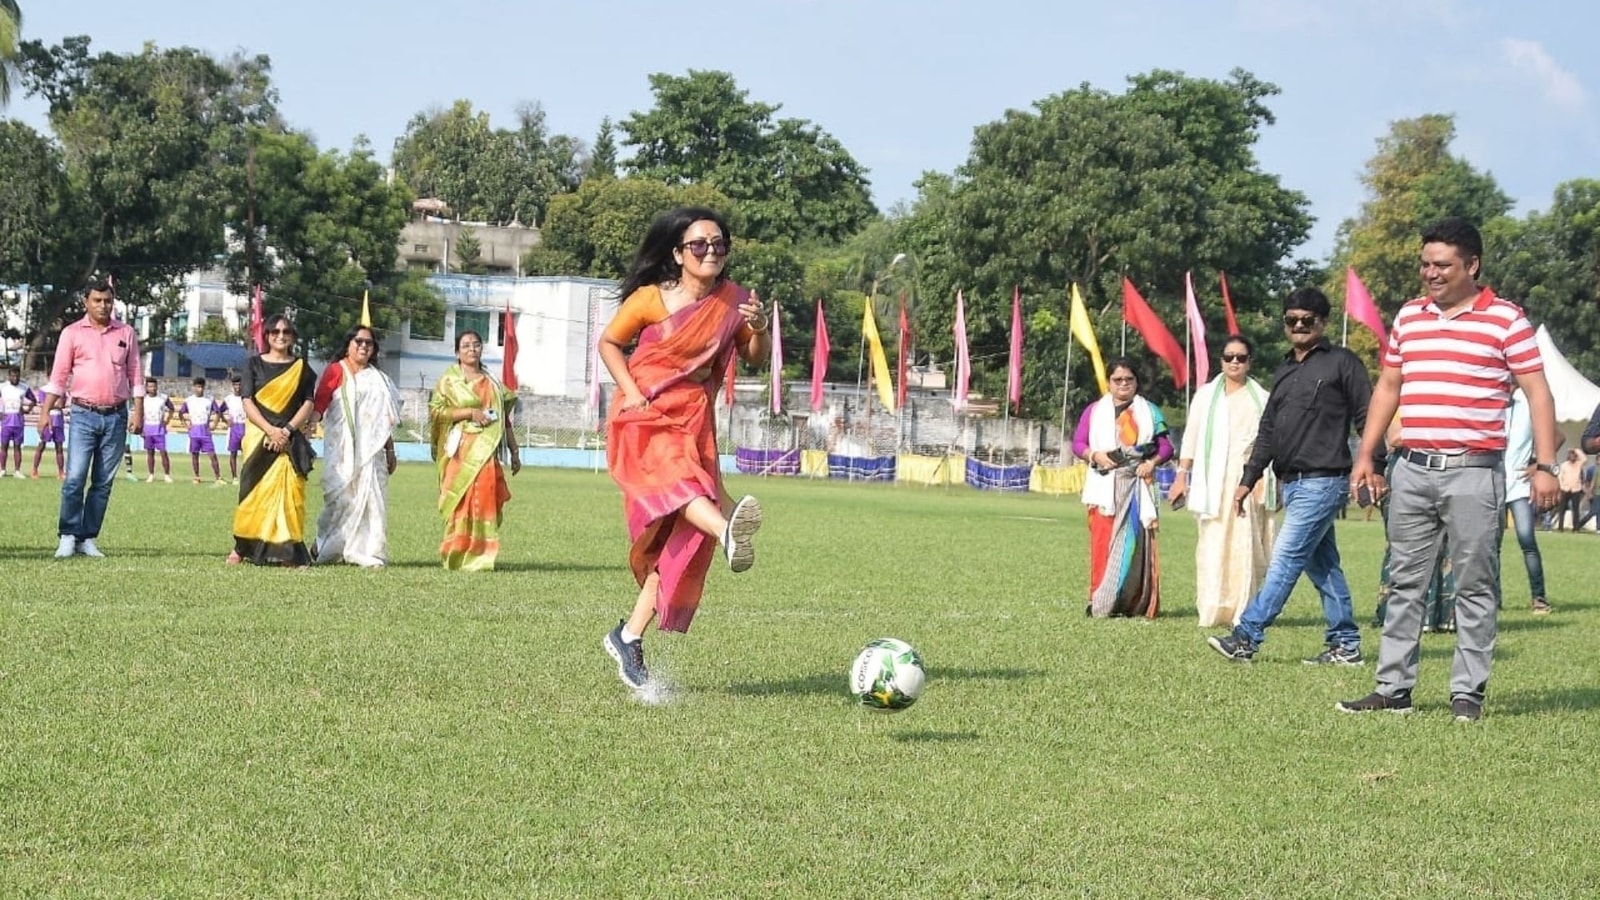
[1282,314,1320,328]
[268,327,296,336]
[1221,353,1251,363]
[679,237,732,258]
[352,338,376,347]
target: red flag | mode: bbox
[1007,286,1023,412]
[1184,271,1209,386]
[1122,277,1187,388]
[953,291,971,411]
[769,303,783,415]
[501,305,519,390]
[250,284,265,354]
[896,295,909,411]
[1218,271,1240,335]
[809,299,830,413]
[1344,267,1388,347]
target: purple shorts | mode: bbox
[0,422,22,445]
[37,422,64,445]
[142,429,167,452]
[228,423,245,453]
[189,427,216,454]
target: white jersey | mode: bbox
[181,395,215,429]
[142,393,172,428]
[223,394,247,425]
[0,381,32,415]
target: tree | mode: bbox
[1329,114,1512,316]
[528,176,735,279]
[586,116,618,182]
[0,0,19,106]
[391,100,581,226]
[15,36,279,366]
[454,227,487,275]
[192,316,241,343]
[1490,179,1600,377]
[620,70,876,244]
[902,69,1312,415]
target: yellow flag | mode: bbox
[360,290,372,328]
[862,298,896,411]
[1069,283,1108,394]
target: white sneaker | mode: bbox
[76,539,105,559]
[723,495,763,573]
[55,535,77,558]
[11,471,24,479]
[146,475,156,483]
[163,474,173,483]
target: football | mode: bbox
[849,638,926,711]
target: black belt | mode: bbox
[1280,468,1348,483]
[1403,449,1502,470]
[71,398,124,415]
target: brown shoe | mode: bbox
[1532,597,1553,615]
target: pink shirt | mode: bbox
[44,315,145,407]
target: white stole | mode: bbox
[1081,395,1159,526]
[1180,376,1274,519]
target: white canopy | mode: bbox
[1536,325,1600,424]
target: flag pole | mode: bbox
[1342,309,1349,348]
[1061,329,1073,462]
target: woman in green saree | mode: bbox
[429,330,521,570]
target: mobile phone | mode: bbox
[1355,484,1373,508]
[1169,494,1186,511]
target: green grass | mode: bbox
[2,466,1598,897]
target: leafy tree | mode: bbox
[586,116,618,182]
[1329,114,1512,316]
[529,176,735,279]
[1490,179,1600,376]
[0,120,68,314]
[620,70,875,244]
[15,35,278,366]
[453,227,487,275]
[0,0,19,105]
[192,316,241,343]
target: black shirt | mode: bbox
[1240,338,1377,489]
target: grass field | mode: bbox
[3,464,1598,898]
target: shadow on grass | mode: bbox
[887,730,981,744]
[726,666,1040,697]
[1491,686,1600,716]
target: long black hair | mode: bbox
[332,325,379,363]
[615,206,732,301]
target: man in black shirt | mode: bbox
[1209,287,1377,664]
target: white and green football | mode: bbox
[849,638,926,711]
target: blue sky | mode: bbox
[12,0,1598,260]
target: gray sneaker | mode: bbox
[1451,696,1483,722]
[1336,690,1413,714]
[1303,644,1364,666]
[723,495,763,573]
[1207,633,1257,662]
[603,620,649,689]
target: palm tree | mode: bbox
[0,0,21,107]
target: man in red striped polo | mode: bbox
[1341,217,1561,722]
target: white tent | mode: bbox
[1536,325,1600,425]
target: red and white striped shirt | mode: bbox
[1384,288,1540,453]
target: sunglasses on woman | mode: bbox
[1221,353,1250,363]
[679,237,732,258]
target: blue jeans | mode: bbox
[1504,498,1547,599]
[59,405,128,539]
[1233,475,1360,649]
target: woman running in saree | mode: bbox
[1167,335,1277,627]
[598,206,770,691]
[313,325,401,568]
[229,314,317,566]
[429,330,521,571]
[1072,358,1174,618]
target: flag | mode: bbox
[360,290,372,328]
[1068,283,1108,394]
[250,284,265,353]
[1007,286,1024,412]
[1218,271,1240,335]
[810,299,830,413]
[896,295,910,411]
[953,290,971,412]
[862,295,895,411]
[1345,266,1388,347]
[1121,277,1187,388]
[501,305,519,390]
[769,303,784,415]
[1184,271,1209,386]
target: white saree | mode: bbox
[314,362,401,567]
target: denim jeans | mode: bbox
[59,405,128,539]
[1504,498,1547,599]
[1233,475,1359,649]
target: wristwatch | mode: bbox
[1536,462,1560,477]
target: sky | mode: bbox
[11,0,1600,261]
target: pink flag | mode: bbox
[769,303,784,415]
[953,290,971,412]
[1184,271,1209,386]
[1218,271,1240,335]
[1007,286,1023,412]
[1345,267,1388,346]
[250,284,265,353]
[809,300,830,413]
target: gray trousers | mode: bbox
[1375,458,1505,703]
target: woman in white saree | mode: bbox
[1167,335,1277,627]
[312,325,401,568]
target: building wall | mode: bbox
[399,220,542,275]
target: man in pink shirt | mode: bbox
[36,275,146,559]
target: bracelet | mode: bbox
[749,317,769,333]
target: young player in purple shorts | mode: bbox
[1,366,36,479]
[141,376,175,483]
[32,396,67,479]
[180,376,224,484]
[221,374,247,484]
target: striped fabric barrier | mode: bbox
[734,447,801,476]
[827,454,896,482]
[965,457,1032,492]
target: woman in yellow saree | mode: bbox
[429,330,520,570]
[597,206,770,692]
[229,314,317,566]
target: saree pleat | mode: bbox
[607,282,747,633]
[232,357,315,566]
